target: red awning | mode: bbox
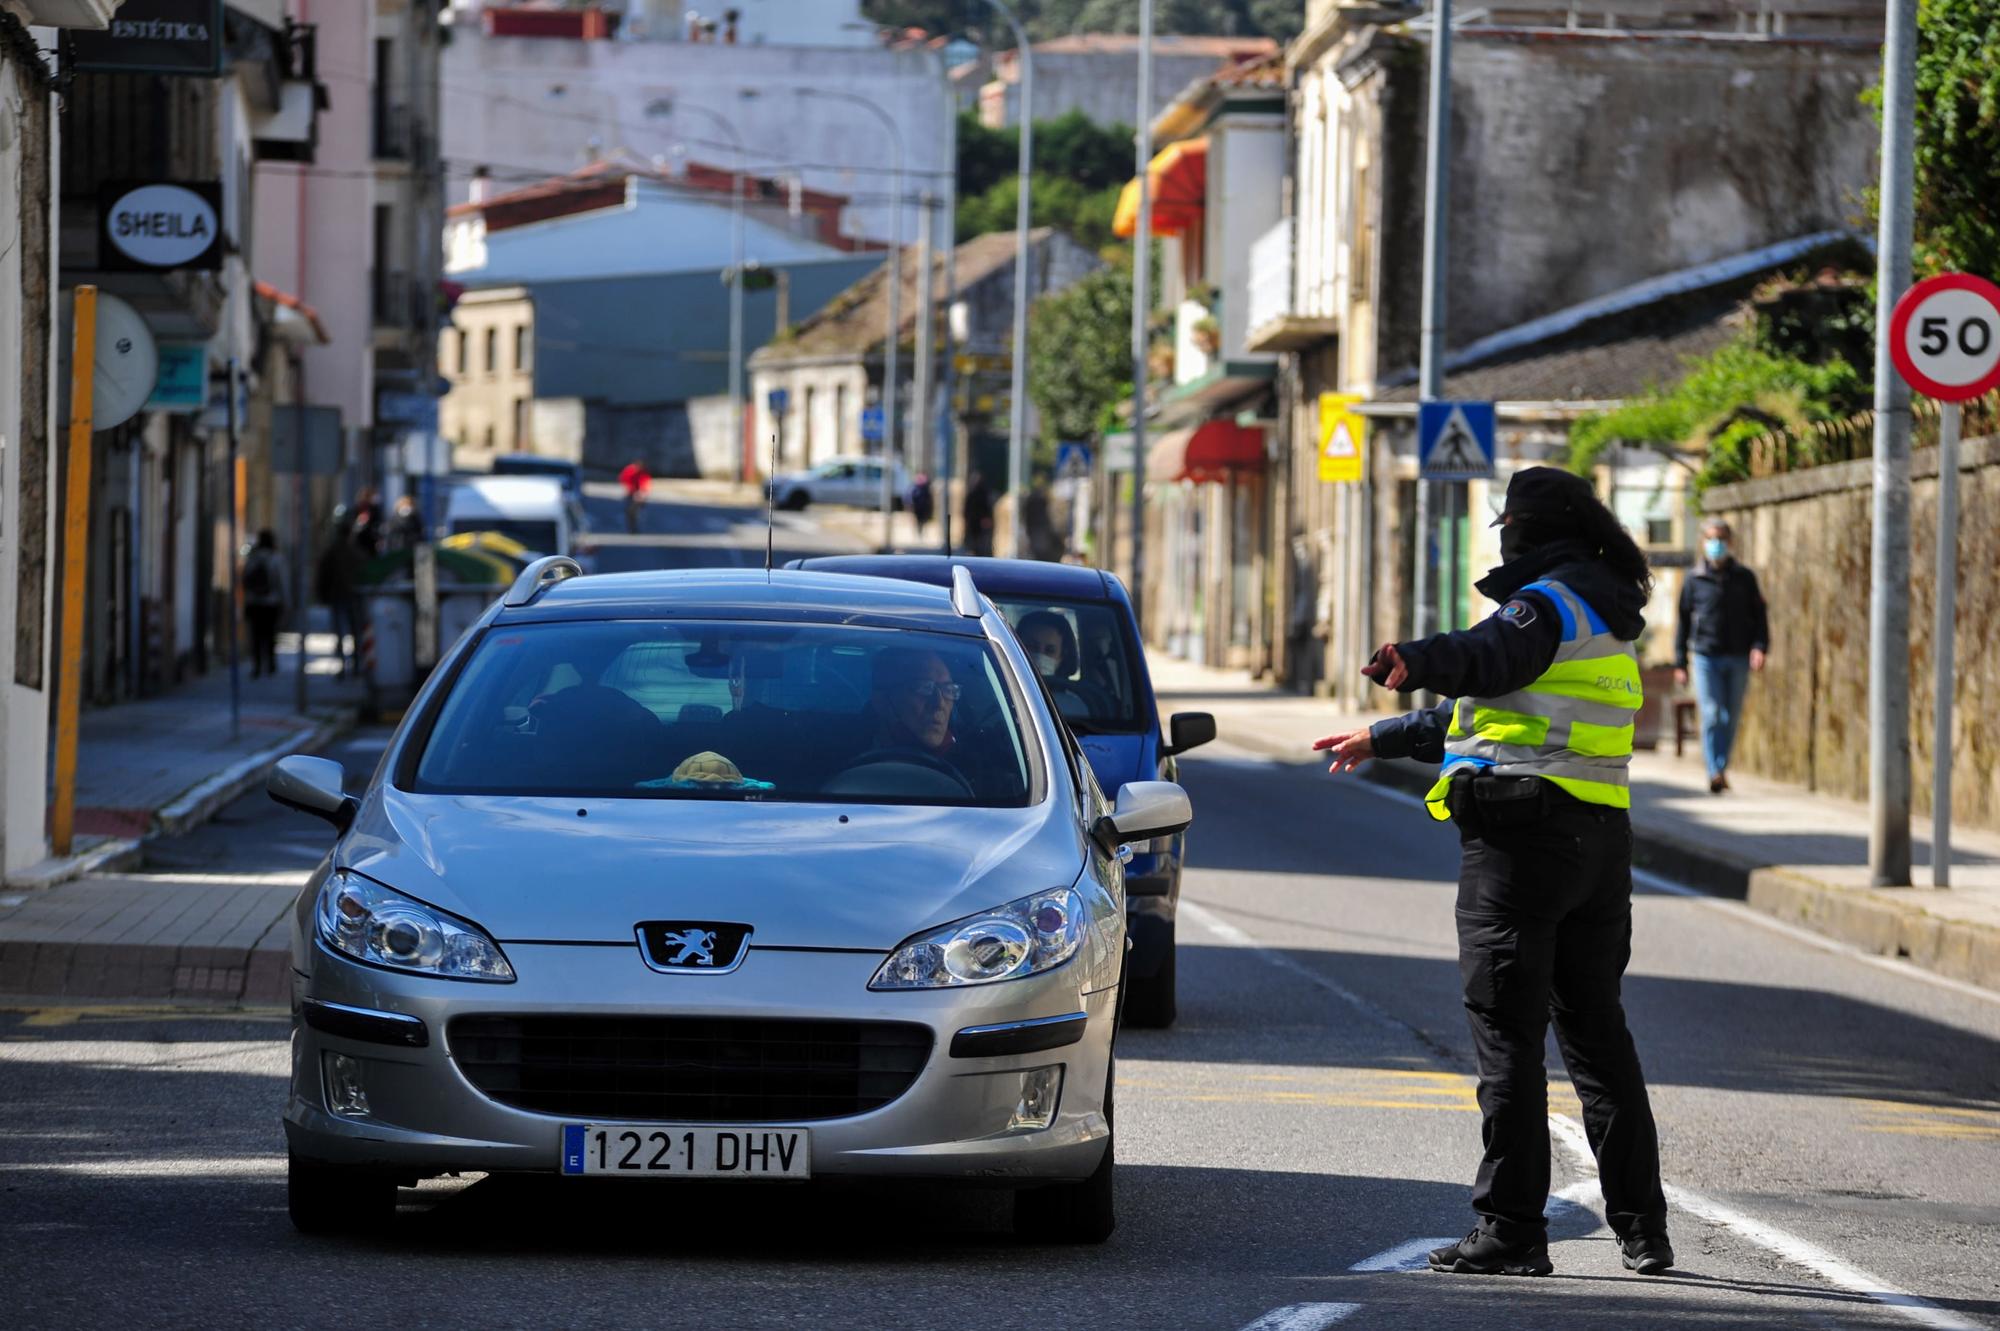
[1146,418,1264,484]
[1112,138,1209,239]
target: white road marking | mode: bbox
[1548,1107,1975,1329]
[1180,901,1402,1033]
[1348,1238,1453,1273]
[1181,786,1980,1330]
[1237,1303,1361,1331]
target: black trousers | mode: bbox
[246,606,282,676]
[1454,789,1666,1243]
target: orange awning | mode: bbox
[1146,418,1264,484]
[1112,137,1208,239]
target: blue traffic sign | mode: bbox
[860,405,884,442]
[1418,400,1496,480]
[767,387,790,415]
[1055,441,1091,479]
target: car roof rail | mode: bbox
[950,564,984,619]
[503,554,584,607]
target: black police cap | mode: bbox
[1490,466,1597,529]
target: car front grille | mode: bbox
[448,1015,933,1122]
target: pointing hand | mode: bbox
[1360,643,1409,691]
[1312,729,1375,775]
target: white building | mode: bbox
[439,3,952,248]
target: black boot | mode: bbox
[1427,1229,1554,1277]
[1620,1231,1675,1274]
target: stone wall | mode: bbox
[1703,436,2000,833]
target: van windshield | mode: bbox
[450,519,560,554]
[412,620,1037,806]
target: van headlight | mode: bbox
[870,889,1085,990]
[316,872,515,982]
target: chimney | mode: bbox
[723,7,738,43]
[469,164,492,204]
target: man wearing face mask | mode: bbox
[1311,467,1670,1279]
[1674,519,1768,795]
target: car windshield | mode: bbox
[995,596,1145,733]
[450,519,560,554]
[412,620,1037,806]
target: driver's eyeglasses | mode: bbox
[903,680,962,702]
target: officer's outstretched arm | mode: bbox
[1385,595,1563,699]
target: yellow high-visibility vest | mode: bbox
[1425,578,1641,820]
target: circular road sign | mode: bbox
[1888,272,2000,402]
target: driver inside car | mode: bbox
[871,647,962,757]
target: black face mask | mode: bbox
[1499,522,1534,564]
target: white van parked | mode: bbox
[442,476,592,569]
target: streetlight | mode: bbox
[798,86,904,550]
[982,0,1033,555]
[673,96,750,486]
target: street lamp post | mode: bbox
[984,0,1033,555]
[1130,0,1153,627]
[799,88,904,549]
[684,99,752,487]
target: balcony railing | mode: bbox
[372,270,429,332]
[1245,218,1339,354]
[373,102,412,160]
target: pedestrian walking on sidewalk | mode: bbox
[315,533,366,679]
[1674,518,1768,795]
[1311,467,1671,1279]
[909,473,935,537]
[243,529,287,679]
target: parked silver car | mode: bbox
[269,558,1191,1243]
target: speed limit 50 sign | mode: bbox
[1889,272,2000,401]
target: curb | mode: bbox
[5,708,357,892]
[1747,867,2000,993]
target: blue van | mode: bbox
[790,556,1215,1027]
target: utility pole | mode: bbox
[938,50,960,556]
[986,0,1033,555]
[225,353,242,739]
[1414,0,1454,643]
[50,287,97,859]
[913,189,936,522]
[1868,0,1917,887]
[1129,0,1153,628]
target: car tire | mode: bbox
[287,1150,398,1235]
[1012,1053,1116,1245]
[781,490,811,511]
[1122,924,1177,1030]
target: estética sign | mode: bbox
[99,182,223,272]
[70,0,224,77]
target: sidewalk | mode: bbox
[1148,653,2000,994]
[7,619,363,890]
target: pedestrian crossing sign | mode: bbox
[1418,400,1496,480]
[1318,393,1366,483]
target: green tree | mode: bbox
[1565,336,1864,491]
[1908,0,2000,277]
[957,174,1124,253]
[1029,255,1137,452]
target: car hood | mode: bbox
[339,787,1087,949]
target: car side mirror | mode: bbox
[268,754,357,832]
[1165,711,1216,757]
[1092,780,1193,856]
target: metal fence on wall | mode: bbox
[1745,391,2000,478]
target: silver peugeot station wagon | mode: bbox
[268,559,1192,1244]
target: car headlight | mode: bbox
[316,872,515,982]
[870,889,1085,990]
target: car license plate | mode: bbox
[560,1124,810,1178]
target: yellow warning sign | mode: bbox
[1318,393,1366,483]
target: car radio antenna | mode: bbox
[764,429,777,579]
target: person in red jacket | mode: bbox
[619,458,651,533]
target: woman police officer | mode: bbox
[1313,466,1672,1278]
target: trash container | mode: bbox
[365,587,416,693]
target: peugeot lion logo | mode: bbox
[662,928,718,966]
[638,922,751,974]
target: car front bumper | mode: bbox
[286,943,1115,1184]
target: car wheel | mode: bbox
[1122,923,1177,1030]
[287,1150,398,1235]
[781,490,810,511]
[1012,1052,1116,1244]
